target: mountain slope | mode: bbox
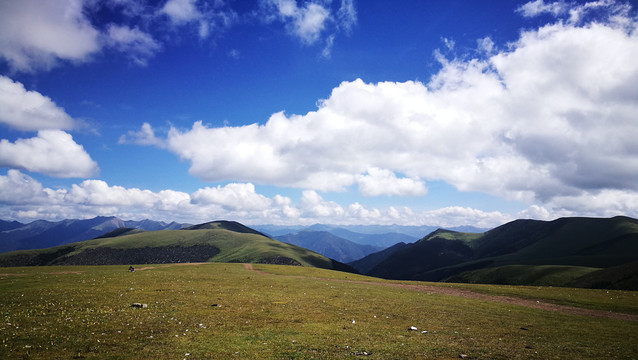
[366,216,638,289]
[348,241,409,274]
[0,217,188,253]
[275,230,382,263]
[0,222,357,273]
[368,229,479,280]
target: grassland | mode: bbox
[1,263,637,359]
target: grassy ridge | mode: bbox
[447,264,600,287]
[367,216,638,289]
[1,264,637,359]
[0,228,347,271]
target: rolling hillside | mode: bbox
[365,216,638,290]
[348,241,409,274]
[0,221,356,273]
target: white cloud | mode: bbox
[105,25,161,66]
[264,0,331,44]
[299,190,345,217]
[160,0,237,40]
[0,131,98,178]
[191,183,272,211]
[517,0,633,25]
[477,37,495,54]
[262,0,357,49]
[118,122,164,146]
[161,0,202,24]
[356,168,427,197]
[1,170,636,227]
[337,0,357,33]
[0,0,101,72]
[0,0,238,72]
[144,4,638,215]
[517,0,569,17]
[0,76,77,131]
[0,170,46,204]
[415,207,514,229]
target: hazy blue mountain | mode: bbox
[253,223,483,246]
[0,220,23,232]
[124,219,188,231]
[316,228,417,247]
[276,230,383,263]
[0,217,189,253]
[251,225,306,237]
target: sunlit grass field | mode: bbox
[1,263,637,359]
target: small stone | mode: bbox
[459,354,468,359]
[408,326,418,331]
[421,330,428,334]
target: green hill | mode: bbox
[366,216,638,290]
[0,221,356,273]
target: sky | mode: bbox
[1,0,637,228]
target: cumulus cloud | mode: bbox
[191,183,272,211]
[0,76,98,178]
[0,76,77,131]
[2,170,636,226]
[0,171,439,226]
[118,122,164,146]
[355,168,427,197]
[0,131,99,178]
[414,207,514,229]
[139,2,638,215]
[0,0,100,72]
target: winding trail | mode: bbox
[243,263,638,322]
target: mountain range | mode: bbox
[2,215,637,290]
[0,220,355,273]
[275,230,383,263]
[0,216,188,253]
[355,216,638,290]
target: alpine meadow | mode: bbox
[2,0,638,359]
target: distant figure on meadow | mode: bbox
[128,266,135,272]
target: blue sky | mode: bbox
[1,0,638,227]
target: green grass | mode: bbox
[447,264,600,287]
[0,229,339,269]
[438,281,638,316]
[1,264,637,359]
[433,231,483,246]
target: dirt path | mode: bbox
[243,264,638,322]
